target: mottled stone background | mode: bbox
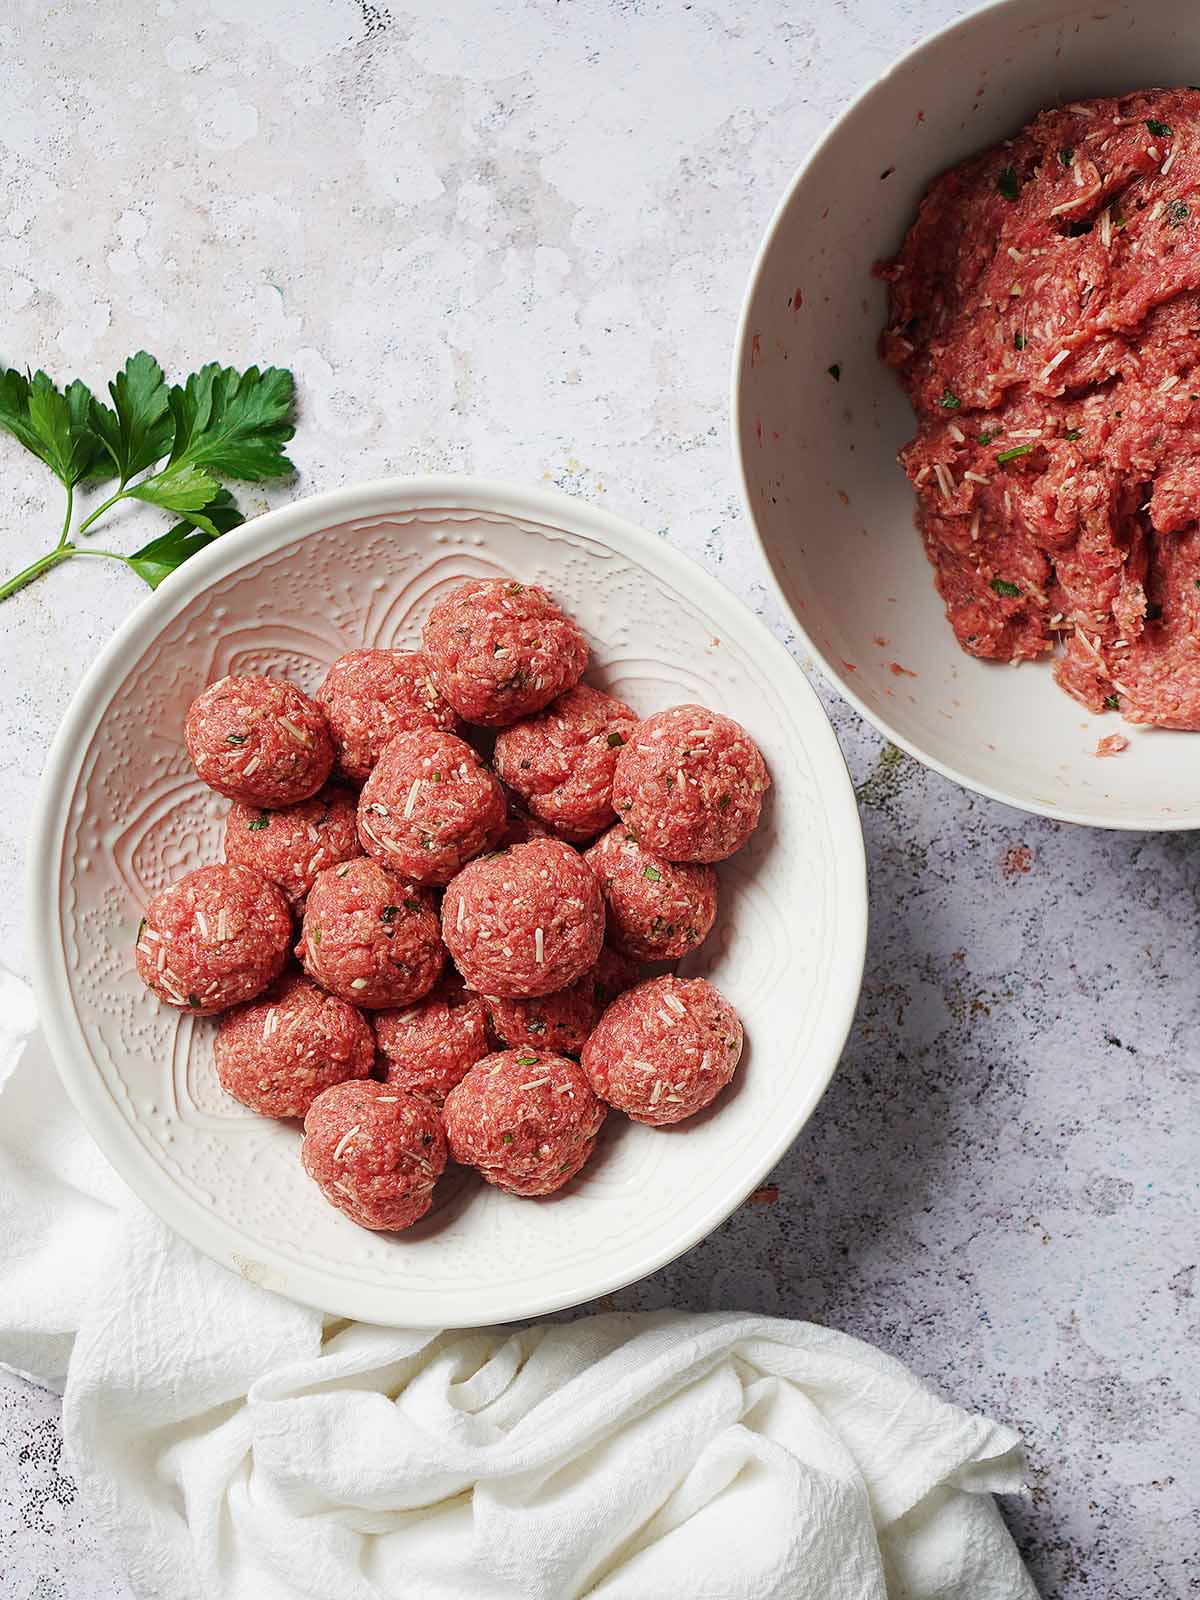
[1,0,1197,1595]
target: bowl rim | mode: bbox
[730,0,1198,833]
[27,473,869,1326]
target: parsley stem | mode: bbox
[0,541,129,602]
[0,546,77,601]
[55,483,74,550]
[76,485,132,538]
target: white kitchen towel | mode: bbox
[0,971,1037,1600]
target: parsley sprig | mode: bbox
[0,352,295,602]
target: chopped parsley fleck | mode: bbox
[718,794,731,810]
[664,776,674,791]
[1064,429,1082,441]
[939,386,962,410]
[606,731,625,748]
[1167,199,1189,226]
[1013,333,1026,351]
[136,917,146,942]
[977,430,999,445]
[827,363,841,381]
[515,1054,538,1066]
[990,578,1021,598]
[188,993,201,1008]
[519,758,532,770]
[1104,694,1120,709]
[1058,146,1074,166]
[996,165,1019,200]
[1146,118,1172,138]
[643,864,662,882]
[404,898,420,912]
[507,581,524,595]
[1195,579,1200,589]
[225,733,247,746]
[247,812,270,831]
[430,770,442,782]
[997,443,1034,463]
[526,1018,546,1034]
[1146,601,1163,621]
[624,829,638,843]
[381,905,399,922]
[501,1132,513,1145]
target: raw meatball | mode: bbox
[442,837,605,998]
[442,1049,606,1196]
[613,705,769,863]
[375,973,491,1103]
[493,684,638,842]
[581,974,743,1126]
[301,1080,446,1231]
[297,857,444,1009]
[485,946,640,1057]
[214,973,375,1118]
[358,729,506,887]
[185,675,334,807]
[135,863,291,1015]
[224,785,361,906]
[316,649,460,785]
[422,577,588,726]
[584,824,718,960]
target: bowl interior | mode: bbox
[737,0,1200,827]
[31,481,866,1326]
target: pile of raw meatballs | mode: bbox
[135,577,770,1232]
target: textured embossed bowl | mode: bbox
[735,0,1200,829]
[29,477,866,1326]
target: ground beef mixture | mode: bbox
[881,89,1200,728]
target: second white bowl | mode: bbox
[735,0,1200,829]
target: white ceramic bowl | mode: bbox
[735,0,1200,829]
[28,477,866,1326]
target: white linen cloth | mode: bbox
[0,972,1036,1600]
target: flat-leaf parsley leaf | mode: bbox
[0,354,295,603]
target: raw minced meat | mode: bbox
[316,649,460,785]
[357,729,506,887]
[223,785,361,906]
[493,684,638,841]
[612,705,769,862]
[441,836,605,998]
[422,577,589,726]
[214,973,375,1118]
[301,1080,446,1231]
[484,945,640,1057]
[297,857,444,1009]
[442,1048,606,1195]
[185,675,334,806]
[581,974,743,1126]
[881,88,1200,728]
[135,862,292,1014]
[374,973,492,1103]
[584,824,718,960]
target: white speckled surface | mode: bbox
[1,1,1197,1596]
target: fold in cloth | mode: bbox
[0,973,1037,1600]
